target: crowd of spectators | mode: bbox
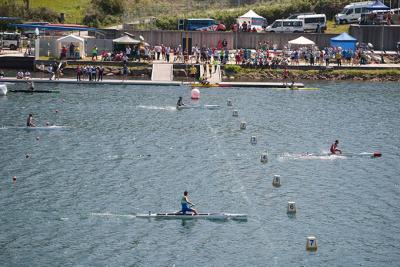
[76,65,105,82]
[231,43,385,68]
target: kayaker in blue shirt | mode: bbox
[181,191,198,215]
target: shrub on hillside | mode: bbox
[92,0,124,15]
[29,7,59,22]
[83,0,124,27]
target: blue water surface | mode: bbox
[0,81,399,266]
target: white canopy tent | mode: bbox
[237,10,266,31]
[57,35,85,59]
[112,35,141,44]
[288,36,315,47]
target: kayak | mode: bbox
[136,212,247,220]
[341,152,382,158]
[9,89,60,93]
[23,126,70,130]
[177,105,221,110]
[176,105,200,110]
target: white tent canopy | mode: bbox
[112,35,140,44]
[237,10,266,31]
[288,36,315,46]
[57,34,85,58]
[240,10,265,19]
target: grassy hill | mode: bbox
[5,0,352,33]
[9,0,90,23]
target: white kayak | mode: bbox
[177,105,221,110]
[136,212,247,220]
[176,105,200,110]
[23,126,70,130]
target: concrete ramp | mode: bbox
[151,63,173,81]
[199,63,221,84]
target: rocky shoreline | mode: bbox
[222,67,400,82]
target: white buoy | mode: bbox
[227,99,232,106]
[0,84,7,96]
[250,136,257,145]
[260,152,268,163]
[191,88,200,99]
[240,121,246,130]
[232,110,238,117]
[287,201,296,213]
[272,175,281,187]
[306,236,318,251]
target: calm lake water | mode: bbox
[0,81,399,266]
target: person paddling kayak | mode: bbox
[181,191,198,215]
[26,114,36,127]
[176,96,185,108]
[330,140,342,154]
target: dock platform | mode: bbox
[0,77,304,88]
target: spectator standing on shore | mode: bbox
[155,44,162,60]
[98,66,104,81]
[324,52,330,66]
[0,70,4,78]
[122,64,128,81]
[161,44,166,61]
[123,54,128,64]
[241,21,248,32]
[60,46,67,59]
[69,43,75,58]
[88,66,92,81]
[203,62,207,77]
[76,65,82,81]
[165,46,170,62]
[336,51,342,67]
[75,46,80,59]
[92,46,98,61]
[190,65,197,82]
[92,66,97,81]
[126,46,131,59]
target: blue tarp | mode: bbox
[330,32,357,50]
[368,0,390,10]
[9,24,97,31]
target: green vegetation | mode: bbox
[1,0,91,23]
[1,0,355,30]
[325,20,350,34]
[28,0,91,23]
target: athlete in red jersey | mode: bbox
[330,140,342,154]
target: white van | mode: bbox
[297,14,327,32]
[335,1,373,24]
[265,19,304,33]
[0,32,21,50]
